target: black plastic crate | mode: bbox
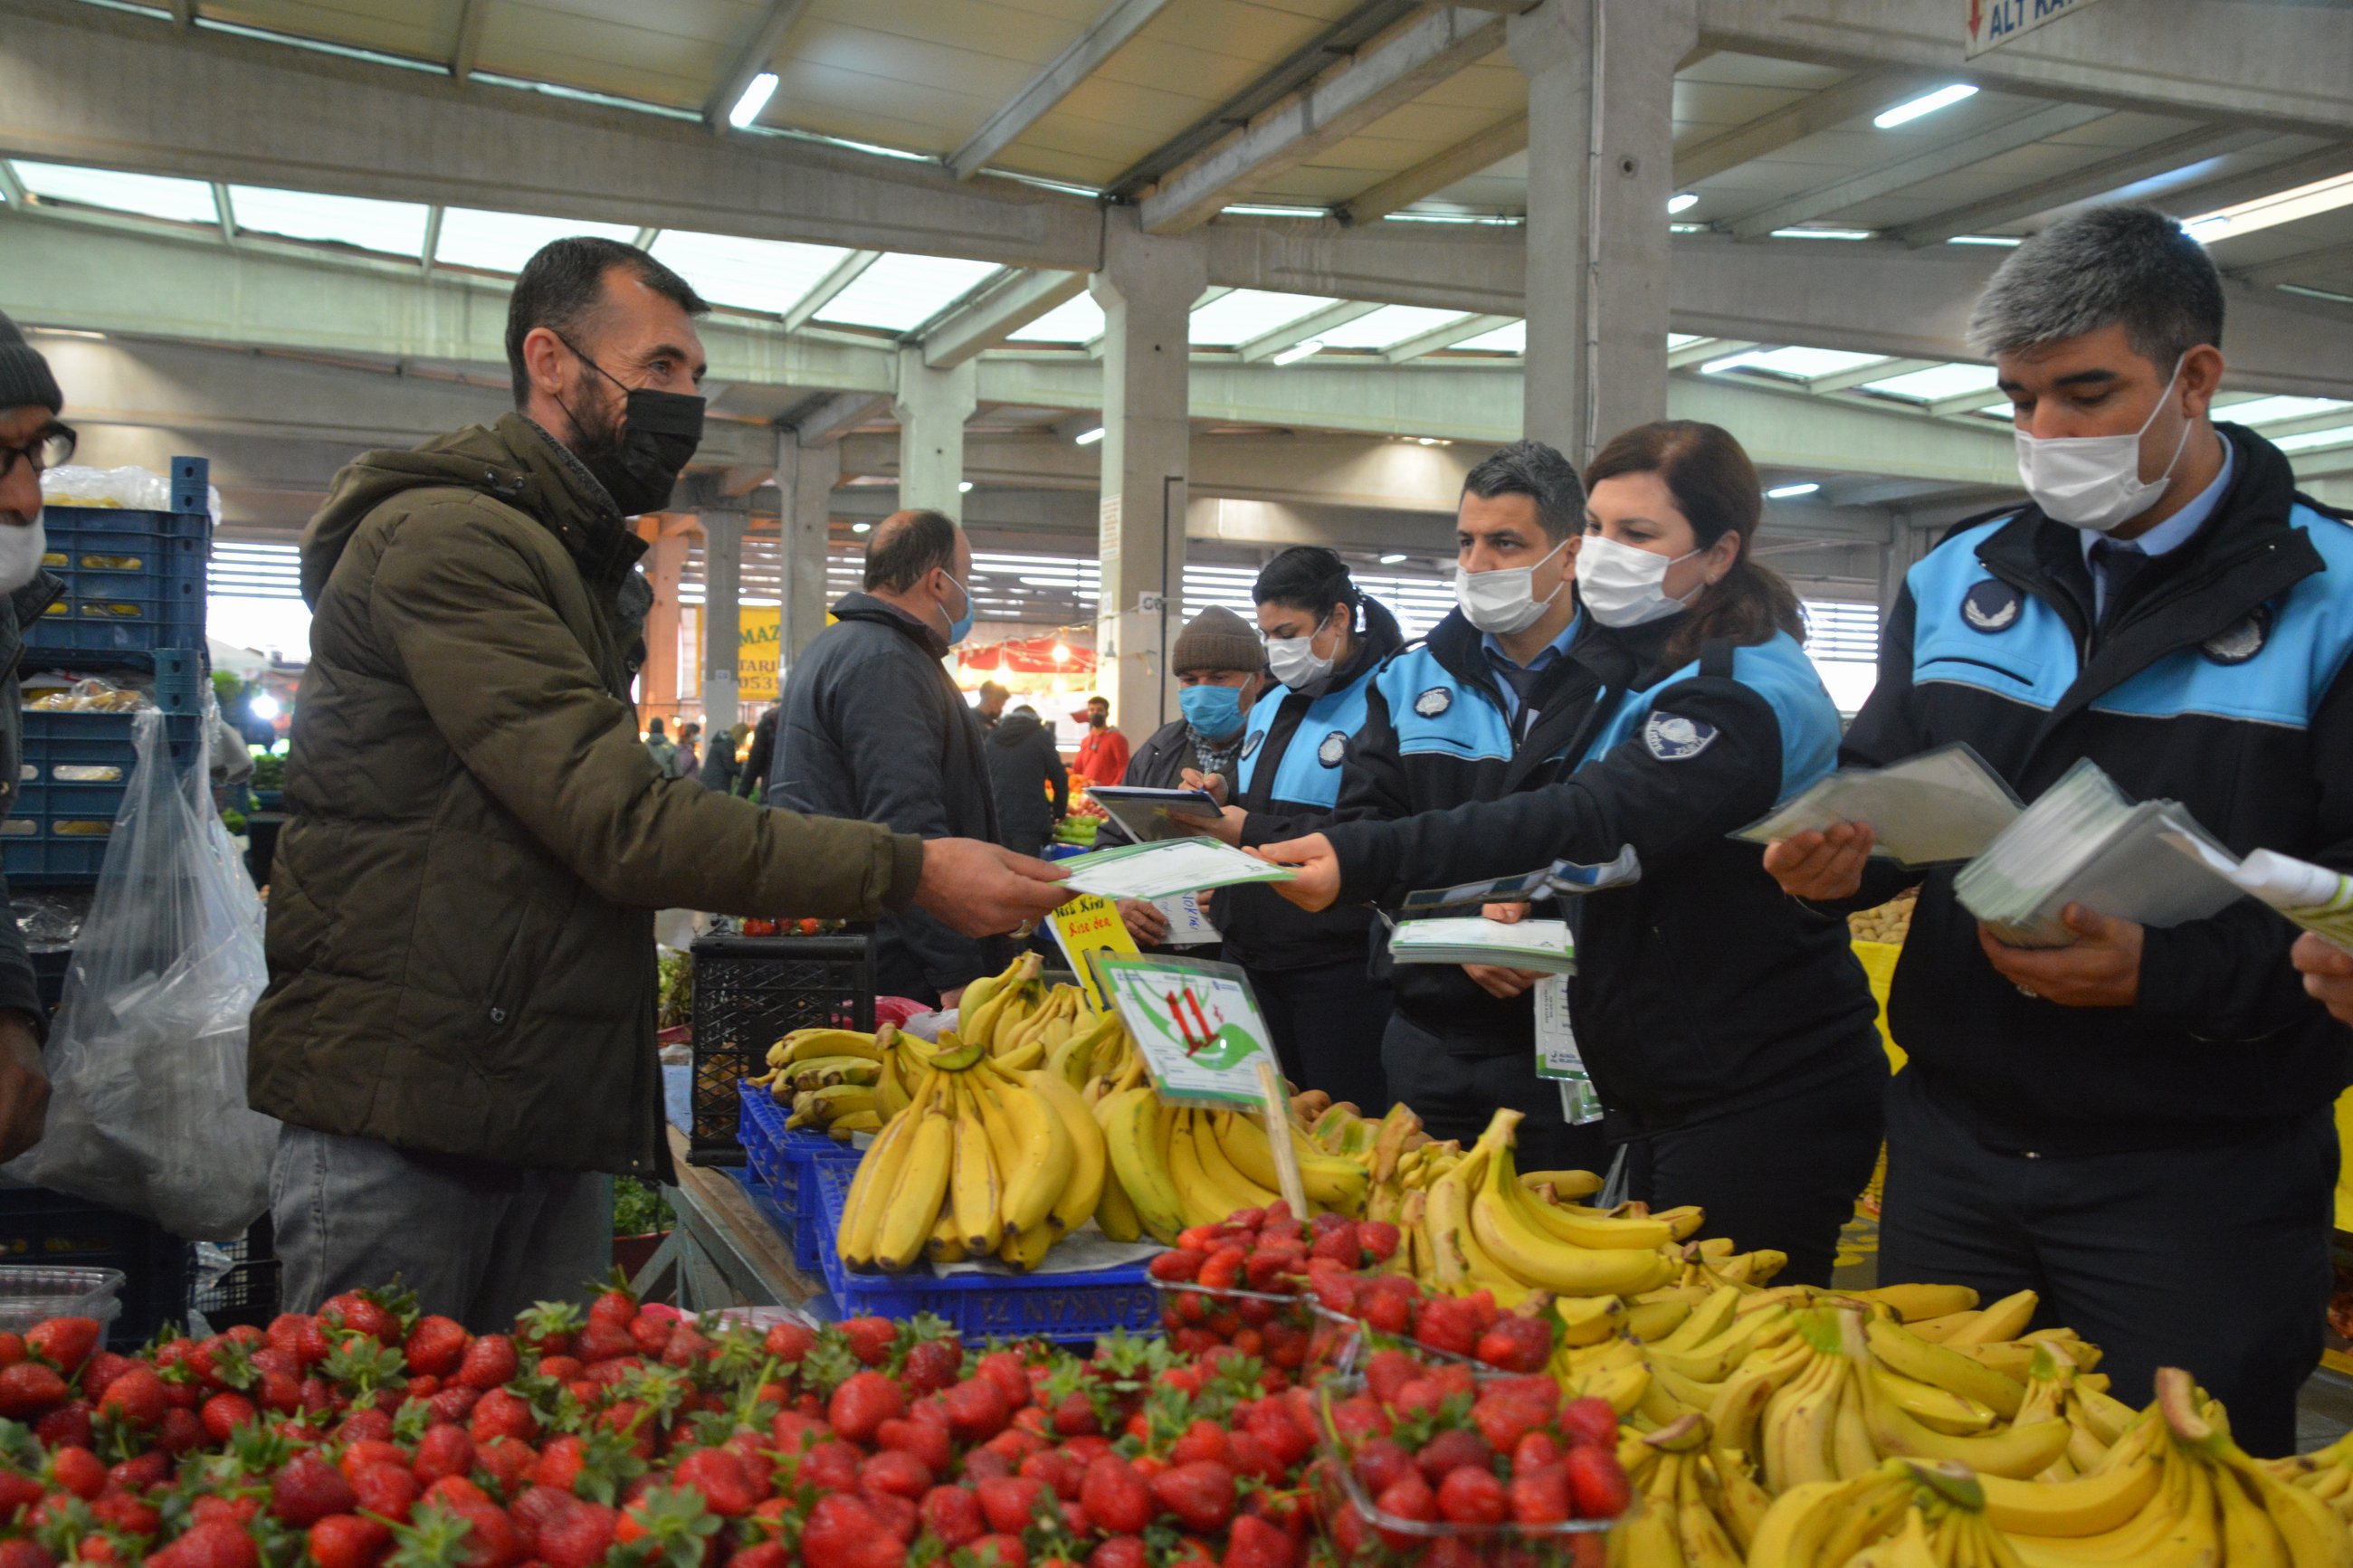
[188,1213,279,1332]
[687,932,873,1167]
[0,1186,192,1347]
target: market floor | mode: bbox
[1829,1206,2353,1449]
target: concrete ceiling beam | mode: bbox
[948,0,1171,180]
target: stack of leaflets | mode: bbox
[1734,744,2024,867]
[1055,837,1294,901]
[2165,837,2353,955]
[1388,917,1576,974]
[1952,759,2238,947]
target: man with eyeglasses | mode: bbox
[0,313,73,1163]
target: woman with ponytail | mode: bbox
[1254,423,1883,1286]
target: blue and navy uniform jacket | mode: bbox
[1835,423,2353,1154]
[1325,611,1879,1129]
[1335,607,1604,1053]
[1218,598,1405,974]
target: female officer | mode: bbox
[1197,546,1402,1114]
[1254,424,1884,1286]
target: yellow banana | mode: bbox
[1021,1065,1107,1234]
[1945,1288,2039,1347]
[1217,1110,1369,1214]
[1468,1145,1677,1297]
[1100,1086,1186,1243]
[1979,1421,2162,1536]
[776,1028,882,1066]
[836,1076,928,1269]
[974,1065,1068,1237]
[948,1078,1004,1256]
[872,1087,953,1271]
[826,1110,881,1136]
[1859,1364,2073,1478]
[1859,1283,1982,1323]
[1519,1166,1605,1199]
[1093,1156,1143,1242]
[1190,1112,1281,1216]
[1874,1364,2000,1435]
[1866,1314,2026,1419]
[997,1220,1055,1272]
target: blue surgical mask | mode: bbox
[942,572,975,646]
[1179,683,1245,741]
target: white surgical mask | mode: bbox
[2013,356,2193,533]
[0,515,46,595]
[1454,539,1568,635]
[1264,612,1338,693]
[1576,535,1701,629]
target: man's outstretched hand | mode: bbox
[1762,822,1876,902]
[1253,833,1341,912]
[915,839,1069,936]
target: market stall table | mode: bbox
[634,1125,819,1311]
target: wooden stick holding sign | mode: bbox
[1255,1056,1310,1221]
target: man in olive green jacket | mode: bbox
[251,239,1064,1326]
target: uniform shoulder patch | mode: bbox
[1643,711,1717,761]
[1240,730,1263,760]
[1962,578,2022,633]
[1317,730,1348,767]
[2202,607,2271,666]
[1413,686,1453,717]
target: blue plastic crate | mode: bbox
[807,1164,1157,1345]
[738,1086,861,1276]
[30,461,210,664]
[5,699,204,886]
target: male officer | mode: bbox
[1765,205,2353,1455]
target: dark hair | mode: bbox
[1253,546,1358,624]
[864,509,959,593]
[506,237,709,405]
[1585,421,1802,668]
[1967,204,2224,371]
[1462,439,1586,543]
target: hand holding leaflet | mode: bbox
[1388,917,1575,974]
[1736,744,2023,867]
[1057,837,1296,902]
[2164,836,2353,955]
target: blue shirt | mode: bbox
[2082,433,2234,617]
[1480,614,1581,729]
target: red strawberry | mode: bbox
[1475,1316,1554,1374]
[876,1414,951,1476]
[1358,1221,1402,1260]
[266,1315,332,1369]
[1372,1470,1436,1546]
[626,1314,675,1358]
[1436,1467,1508,1525]
[829,1370,906,1445]
[456,1335,518,1392]
[800,1440,862,1496]
[537,1497,619,1568]
[919,1485,986,1547]
[404,1317,470,1379]
[800,1494,904,1568]
[33,1401,90,1451]
[468,1389,539,1447]
[1245,1402,1314,1469]
[729,1545,790,1568]
[902,1338,962,1395]
[1090,1539,1147,1568]
[763,1321,815,1363]
[974,1352,1030,1411]
[967,1536,1024,1568]
[24,1319,98,1373]
[1019,1449,1085,1503]
[1148,1250,1205,1283]
[1509,1464,1572,1525]
[1224,1430,1283,1487]
[1415,1297,1481,1357]
[413,1425,477,1486]
[474,1437,535,1499]
[320,1292,402,1346]
[1514,1430,1564,1471]
[674,1447,758,1518]
[48,1447,104,1500]
[941,1377,1012,1443]
[109,1450,170,1492]
[1170,1419,1230,1468]
[448,1496,523,1568]
[1472,1392,1551,1453]
[1564,1446,1630,1520]
[1560,1395,1617,1451]
[272,1452,358,1527]
[1149,1462,1236,1534]
[1415,1429,1492,1482]
[0,1472,39,1525]
[576,1320,636,1364]
[1080,1456,1153,1536]
[146,1520,258,1568]
[840,1318,899,1368]
[974,1475,1046,1535]
[1223,1513,1297,1568]
[352,1463,420,1523]
[0,1364,66,1419]
[309,1514,392,1568]
[860,1449,932,1502]
[868,1490,920,1545]
[156,1405,205,1455]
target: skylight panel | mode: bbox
[1312,306,1473,351]
[1862,363,2001,401]
[1006,293,1107,344]
[817,254,1005,331]
[10,160,216,225]
[228,186,430,256]
[434,208,638,274]
[2216,395,2353,426]
[1186,290,1337,347]
[1706,347,1889,380]
[650,230,857,317]
[1449,320,1526,355]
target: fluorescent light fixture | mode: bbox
[1269,338,1325,366]
[2215,395,2352,426]
[1766,482,1821,499]
[2185,169,2353,243]
[1221,204,1329,219]
[1378,553,1408,565]
[1670,223,1708,234]
[1770,228,1874,241]
[1073,427,1105,446]
[1667,193,1699,215]
[851,522,872,534]
[2274,424,2353,453]
[1947,234,2024,247]
[1874,83,1978,129]
[958,481,974,494]
[728,71,778,129]
[1416,437,1451,447]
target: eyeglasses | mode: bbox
[0,423,75,481]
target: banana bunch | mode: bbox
[1743,1456,2027,1568]
[1614,1413,1751,1568]
[836,1037,1110,1274]
[1092,1068,1374,1244]
[754,1026,892,1136]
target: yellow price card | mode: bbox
[1046,892,1139,1012]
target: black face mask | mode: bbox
[554,336,705,517]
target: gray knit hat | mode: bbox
[0,313,62,416]
[1171,605,1262,675]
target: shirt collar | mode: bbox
[2080,430,2234,565]
[1480,613,1581,674]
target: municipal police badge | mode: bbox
[1963,579,2022,633]
[1413,686,1453,717]
[1318,730,1348,766]
[1241,731,1263,760]
[2202,608,2270,666]
[1643,712,1716,761]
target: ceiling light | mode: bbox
[2186,169,2353,243]
[727,71,779,130]
[2273,424,2353,453]
[1073,427,1105,446]
[1667,193,1699,215]
[1051,643,1072,663]
[1270,338,1326,366]
[851,522,872,534]
[1770,228,1874,241]
[1947,234,2024,247]
[1378,553,1408,565]
[1874,83,1978,129]
[1766,482,1821,499]
[958,480,974,494]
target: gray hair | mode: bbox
[1461,439,1586,543]
[1967,204,2224,370]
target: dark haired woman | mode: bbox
[1254,423,1882,1285]
[1195,546,1403,1114]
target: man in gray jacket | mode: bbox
[773,510,1007,1005]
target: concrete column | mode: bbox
[893,348,978,521]
[700,509,745,732]
[1091,208,1205,739]
[778,439,840,661]
[640,525,689,728]
[1510,0,1695,466]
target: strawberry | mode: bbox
[1474,1316,1553,1374]
[799,1440,862,1495]
[1223,1514,1297,1568]
[272,1451,358,1527]
[1415,1297,1482,1357]
[1472,1392,1551,1453]
[157,1405,205,1455]
[109,1449,171,1492]
[828,1370,905,1445]
[1372,1470,1436,1547]
[146,1520,258,1568]
[33,1401,90,1451]
[266,1315,332,1369]
[1415,1429,1492,1482]
[902,1338,962,1396]
[875,1414,951,1476]
[762,1321,814,1364]
[48,1447,104,1500]
[428,1386,481,1425]
[673,1448,758,1518]
[352,1463,420,1523]
[1090,1539,1147,1568]
[404,1317,470,1379]
[468,1389,539,1447]
[1224,1430,1283,1487]
[626,1314,676,1358]
[309,1514,392,1568]
[90,1492,160,1539]
[799,1494,904,1568]
[1564,1445,1630,1520]
[1559,1395,1617,1451]
[447,1495,524,1568]
[1509,1464,1572,1525]
[0,1472,38,1525]
[659,1325,713,1370]
[940,1377,1012,1443]
[24,1319,98,1374]
[0,1364,66,1419]
[1309,1222,1361,1268]
[516,1301,583,1358]
[1080,1455,1153,1536]
[1149,1462,1236,1534]
[414,1424,477,1486]
[919,1485,986,1547]
[1245,1402,1314,1469]
[474,1437,536,1498]
[860,1449,932,1502]
[455,1335,518,1392]
[868,1490,920,1545]
[536,1497,620,1568]
[840,1319,899,1368]
[1147,1250,1205,1283]
[974,1475,1046,1535]
[1436,1467,1508,1525]
[1357,1220,1402,1260]
[974,1352,1031,1411]
[1170,1419,1230,1467]
[967,1535,1025,1568]
[1514,1430,1564,1471]
[729,1545,790,1568]
[576,1320,636,1364]
[320,1291,404,1347]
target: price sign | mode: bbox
[1096,955,1275,1108]
[1046,892,1139,1012]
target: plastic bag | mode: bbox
[5,709,276,1239]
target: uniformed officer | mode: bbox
[1763,204,2353,1455]
[1259,423,1885,1287]
[1196,547,1402,1113]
